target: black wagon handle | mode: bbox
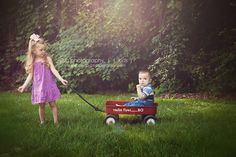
[66,84,104,113]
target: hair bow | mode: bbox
[30,33,40,42]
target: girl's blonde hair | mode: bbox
[25,36,49,74]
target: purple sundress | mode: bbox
[32,62,61,104]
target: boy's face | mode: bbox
[138,72,151,87]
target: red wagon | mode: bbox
[69,85,158,125]
[104,100,158,125]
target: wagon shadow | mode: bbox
[118,116,175,125]
[156,116,175,124]
[119,117,143,125]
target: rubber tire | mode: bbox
[104,114,118,125]
[143,115,156,125]
[141,115,148,120]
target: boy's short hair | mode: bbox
[139,70,151,78]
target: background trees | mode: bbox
[0,0,235,95]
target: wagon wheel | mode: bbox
[143,115,157,125]
[104,114,118,125]
[114,114,119,120]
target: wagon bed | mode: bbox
[104,100,158,125]
[105,100,157,115]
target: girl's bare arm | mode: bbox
[18,73,33,92]
[24,73,33,87]
[47,56,68,85]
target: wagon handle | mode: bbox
[67,84,104,113]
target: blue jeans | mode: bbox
[124,99,153,107]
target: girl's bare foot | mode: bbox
[54,122,59,127]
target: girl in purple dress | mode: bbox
[18,34,68,125]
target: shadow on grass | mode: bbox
[118,115,177,125]
[119,117,143,125]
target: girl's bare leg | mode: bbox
[49,101,58,124]
[39,103,46,124]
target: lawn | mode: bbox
[0,92,235,157]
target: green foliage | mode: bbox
[149,0,236,95]
[0,0,60,88]
[192,44,236,95]
[127,82,135,93]
[0,0,235,95]
[155,83,170,96]
[149,0,188,93]
[187,0,236,95]
[49,0,150,92]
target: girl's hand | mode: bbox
[61,79,68,86]
[18,85,25,93]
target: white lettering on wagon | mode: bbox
[113,108,122,112]
[113,108,144,113]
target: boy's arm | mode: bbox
[47,56,68,85]
[136,85,154,99]
[136,85,146,99]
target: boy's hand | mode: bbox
[136,84,141,89]
[136,84,144,90]
[61,79,68,86]
[131,97,138,100]
[18,85,25,93]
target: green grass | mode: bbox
[0,92,235,157]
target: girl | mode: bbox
[18,33,68,125]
